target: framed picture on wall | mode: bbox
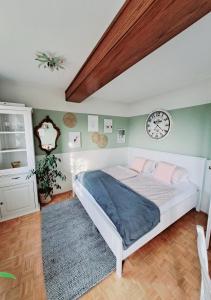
[104,119,112,133]
[117,129,126,144]
[88,115,99,132]
[69,132,81,148]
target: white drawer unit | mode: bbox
[0,180,38,220]
[0,104,39,222]
[0,173,29,187]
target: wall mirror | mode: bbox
[34,116,60,154]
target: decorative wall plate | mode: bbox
[91,132,108,148]
[63,113,77,128]
[91,132,100,144]
[98,134,108,148]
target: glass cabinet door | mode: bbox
[0,112,28,172]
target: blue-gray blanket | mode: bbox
[76,170,160,249]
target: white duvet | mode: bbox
[103,166,198,213]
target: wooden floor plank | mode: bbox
[0,191,210,300]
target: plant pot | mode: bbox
[39,192,52,204]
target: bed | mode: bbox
[73,149,206,277]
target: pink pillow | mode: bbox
[130,158,146,173]
[154,162,176,184]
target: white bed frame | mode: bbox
[73,148,206,277]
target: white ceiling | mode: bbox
[0,0,124,88]
[94,13,211,103]
[0,2,210,105]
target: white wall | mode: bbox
[0,80,129,117]
[1,78,211,117]
[36,147,128,194]
[130,78,211,116]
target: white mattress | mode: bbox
[104,166,198,214]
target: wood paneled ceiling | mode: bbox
[65,0,211,103]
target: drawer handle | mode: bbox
[11,177,21,180]
[0,202,3,206]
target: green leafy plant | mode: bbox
[35,52,65,71]
[0,272,16,279]
[27,154,66,198]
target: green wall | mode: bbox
[33,103,211,159]
[32,109,129,155]
[128,103,211,159]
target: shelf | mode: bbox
[0,131,25,134]
[0,149,27,153]
[0,166,29,175]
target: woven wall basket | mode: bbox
[91,132,108,148]
[63,112,77,128]
[91,132,100,144]
[97,134,108,148]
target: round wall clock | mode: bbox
[145,110,171,140]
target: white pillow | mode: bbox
[129,157,156,174]
[129,157,146,173]
[171,166,189,184]
[143,159,156,174]
[153,162,176,184]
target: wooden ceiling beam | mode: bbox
[65,0,211,103]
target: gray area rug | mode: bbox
[41,199,116,300]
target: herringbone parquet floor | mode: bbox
[0,192,210,300]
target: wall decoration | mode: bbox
[35,52,65,71]
[33,108,128,155]
[69,132,81,148]
[91,132,100,144]
[11,161,21,168]
[145,110,171,140]
[98,134,108,148]
[88,115,98,132]
[34,115,61,154]
[117,129,126,144]
[91,132,108,148]
[104,119,113,133]
[63,112,77,128]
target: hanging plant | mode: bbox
[35,52,65,71]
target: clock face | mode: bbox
[146,110,171,140]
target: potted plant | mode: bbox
[27,154,66,204]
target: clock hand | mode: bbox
[154,120,162,125]
[155,124,165,132]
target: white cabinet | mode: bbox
[0,105,39,221]
[0,181,36,219]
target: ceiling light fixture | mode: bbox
[35,52,65,71]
